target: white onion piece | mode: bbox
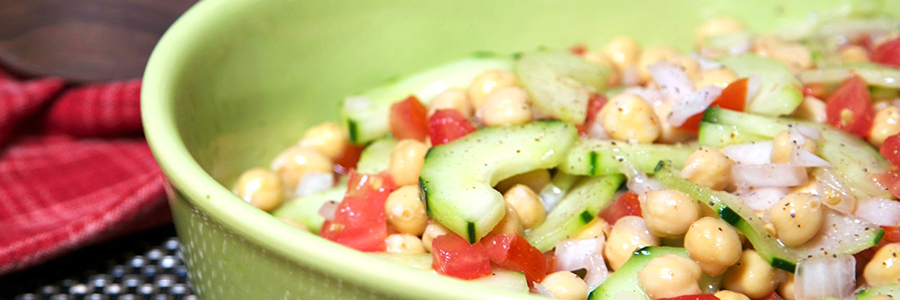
[295,172,335,197]
[812,168,857,215]
[792,124,822,140]
[723,141,773,165]
[648,61,695,101]
[317,200,340,221]
[732,164,809,188]
[855,198,900,226]
[533,283,555,298]
[621,66,641,87]
[614,216,660,244]
[667,86,723,126]
[691,53,724,71]
[611,147,665,194]
[622,87,666,107]
[739,187,789,212]
[746,75,762,104]
[554,237,610,290]
[790,148,831,168]
[795,255,856,300]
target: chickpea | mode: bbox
[602,36,641,71]
[714,290,750,300]
[605,216,661,270]
[637,47,677,83]
[422,220,450,252]
[697,68,739,89]
[695,17,745,47]
[479,87,533,127]
[541,271,589,300]
[839,45,870,64]
[869,106,900,147]
[503,184,545,229]
[489,202,525,236]
[641,190,700,238]
[756,39,812,72]
[429,89,473,118]
[600,93,661,143]
[298,122,348,160]
[653,101,694,144]
[792,96,827,123]
[468,70,518,109]
[574,218,611,240]
[385,185,428,235]
[768,192,824,247]
[723,250,777,299]
[685,217,743,276]
[233,168,284,211]
[583,51,623,87]
[495,169,551,194]
[271,146,333,193]
[864,243,900,286]
[384,234,426,254]
[388,139,428,186]
[771,130,818,164]
[778,275,796,300]
[279,217,309,232]
[681,147,733,190]
[638,254,703,300]
[672,55,702,82]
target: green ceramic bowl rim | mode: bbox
[141,1,544,299]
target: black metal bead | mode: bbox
[141,265,159,278]
[108,265,127,280]
[128,256,146,270]
[150,295,170,300]
[117,295,137,300]
[163,239,179,253]
[145,249,163,263]
[158,256,178,271]
[182,295,197,300]
[136,284,155,297]
[85,294,108,300]
[40,285,61,296]
[14,293,38,300]
[88,274,111,289]
[121,275,143,294]
[103,284,123,296]
[173,266,188,282]
[70,284,91,296]
[60,279,78,289]
[49,294,71,300]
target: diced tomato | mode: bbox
[427,109,477,146]
[872,36,900,67]
[482,234,550,285]
[752,292,784,300]
[825,76,874,138]
[599,191,642,225]
[576,94,608,135]
[431,233,492,279]
[320,171,396,252]
[570,44,587,56]
[884,226,900,243]
[679,78,748,133]
[333,144,365,175]
[389,96,429,141]
[881,134,900,167]
[658,295,720,300]
[872,169,900,199]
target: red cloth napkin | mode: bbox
[0,69,169,276]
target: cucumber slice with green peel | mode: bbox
[588,246,689,300]
[799,63,900,89]
[696,122,768,148]
[526,175,625,252]
[717,54,804,117]
[271,183,347,233]
[701,107,892,199]
[655,161,884,272]
[368,253,529,293]
[538,171,582,212]
[855,284,900,300]
[559,139,697,176]
[515,51,610,124]
[356,138,397,174]
[420,121,578,243]
[341,54,514,144]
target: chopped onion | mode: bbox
[586,119,610,139]
[723,141,773,165]
[622,87,666,107]
[739,187,789,212]
[295,172,336,197]
[554,237,609,290]
[746,75,762,103]
[691,53,723,71]
[648,61,695,101]
[533,283,555,298]
[790,148,831,168]
[795,255,856,300]
[792,124,822,140]
[611,147,665,194]
[813,168,857,215]
[667,86,723,126]
[317,200,340,221]
[732,164,809,188]
[854,198,900,226]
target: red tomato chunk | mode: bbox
[680,78,748,133]
[753,292,785,300]
[427,109,477,146]
[577,94,608,135]
[389,95,429,141]
[320,171,396,252]
[872,36,900,67]
[825,76,874,138]
[600,191,642,225]
[482,234,550,285]
[431,233,492,279]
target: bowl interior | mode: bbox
[142,0,896,298]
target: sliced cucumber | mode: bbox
[799,63,900,89]
[341,54,514,144]
[855,284,900,300]
[700,107,891,199]
[696,122,768,149]
[538,171,582,212]
[656,161,884,272]
[515,51,610,124]
[369,253,529,293]
[526,175,625,252]
[420,121,577,243]
[717,54,804,117]
[356,138,397,174]
[559,139,697,176]
[271,183,347,233]
[588,246,688,300]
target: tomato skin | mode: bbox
[432,233,492,279]
[658,295,720,300]
[570,44,587,56]
[482,234,550,285]
[680,78,748,133]
[825,76,874,138]
[872,36,900,67]
[752,292,784,300]
[333,144,365,175]
[872,169,900,199]
[884,226,900,243]
[427,109,477,146]
[389,96,429,141]
[880,134,900,168]
[599,191,642,225]
[320,171,396,252]
[576,94,608,135]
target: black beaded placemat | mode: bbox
[1,226,197,300]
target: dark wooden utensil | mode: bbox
[0,0,198,83]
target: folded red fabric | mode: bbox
[0,69,169,276]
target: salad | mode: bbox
[231,3,900,300]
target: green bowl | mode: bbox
[141,1,896,299]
